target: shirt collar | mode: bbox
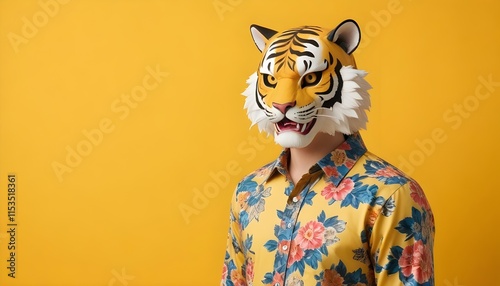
[263,132,367,186]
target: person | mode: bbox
[221,19,435,286]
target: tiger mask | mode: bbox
[243,20,371,148]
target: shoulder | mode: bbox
[235,160,276,192]
[352,151,429,204]
[229,160,276,212]
[356,151,432,213]
[361,151,413,185]
[355,151,417,187]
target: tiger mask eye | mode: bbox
[262,74,277,88]
[301,71,322,88]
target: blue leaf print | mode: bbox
[236,174,258,194]
[412,207,422,224]
[323,216,340,228]
[327,175,377,209]
[274,225,280,237]
[290,259,306,276]
[319,244,328,256]
[385,245,403,275]
[344,268,368,284]
[264,240,278,252]
[340,190,356,208]
[239,211,249,229]
[247,193,260,206]
[274,258,287,274]
[396,217,416,241]
[304,249,322,269]
[317,210,326,223]
[276,209,285,220]
[396,207,424,241]
[314,273,324,286]
[262,272,273,284]
[351,183,378,205]
[227,256,237,272]
[284,183,294,196]
[391,245,403,259]
[385,257,400,275]
[375,263,384,274]
[303,190,316,205]
[346,134,365,157]
[244,235,254,255]
[371,195,386,206]
[360,230,368,243]
[336,260,347,277]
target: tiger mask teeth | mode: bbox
[275,119,317,135]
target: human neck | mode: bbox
[288,132,346,184]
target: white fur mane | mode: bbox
[242,66,372,136]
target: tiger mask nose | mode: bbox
[272,102,296,114]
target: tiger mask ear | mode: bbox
[250,24,278,53]
[327,19,361,55]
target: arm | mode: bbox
[221,186,247,286]
[370,180,435,285]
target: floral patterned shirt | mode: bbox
[221,133,435,286]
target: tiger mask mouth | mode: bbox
[243,20,371,149]
[275,118,317,135]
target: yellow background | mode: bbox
[1,0,499,285]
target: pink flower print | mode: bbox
[344,158,355,169]
[278,240,290,255]
[399,240,433,283]
[296,221,325,250]
[271,272,284,286]
[245,258,254,283]
[409,181,430,210]
[230,269,246,286]
[287,240,305,267]
[321,178,354,201]
[375,166,400,178]
[338,142,352,151]
[324,166,340,177]
[221,263,228,282]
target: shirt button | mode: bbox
[281,244,288,251]
[292,197,299,203]
[287,223,292,229]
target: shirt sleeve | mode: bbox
[369,180,435,285]
[221,184,247,286]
